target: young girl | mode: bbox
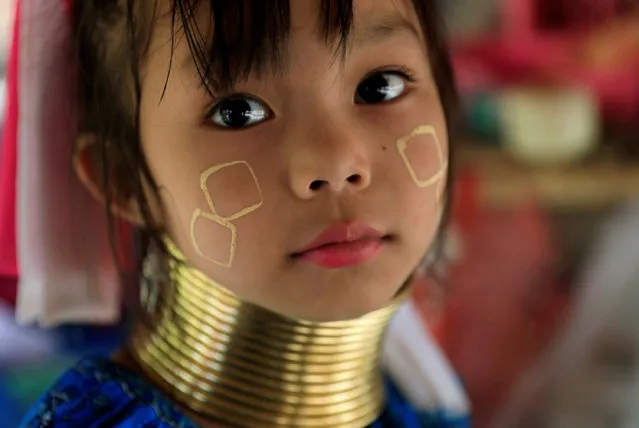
[11,0,468,426]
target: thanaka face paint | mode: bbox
[396,125,447,202]
[190,161,263,268]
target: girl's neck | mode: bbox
[126,239,406,428]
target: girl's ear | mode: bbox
[73,134,146,226]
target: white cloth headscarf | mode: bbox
[15,0,120,326]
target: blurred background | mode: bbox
[1,0,639,427]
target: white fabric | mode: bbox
[0,301,56,365]
[383,300,471,418]
[15,0,119,326]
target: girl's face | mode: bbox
[139,0,447,321]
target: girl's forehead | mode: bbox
[289,0,419,33]
[148,0,425,92]
[152,0,421,44]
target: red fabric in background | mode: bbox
[413,167,570,427]
[0,277,17,307]
[0,1,20,306]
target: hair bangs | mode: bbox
[172,0,354,94]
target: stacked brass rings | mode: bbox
[129,240,405,427]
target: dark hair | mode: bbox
[72,0,457,271]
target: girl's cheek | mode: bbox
[189,160,264,268]
[396,124,448,203]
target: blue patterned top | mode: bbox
[20,357,470,427]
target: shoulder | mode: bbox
[20,357,197,428]
[382,302,471,428]
[374,377,471,428]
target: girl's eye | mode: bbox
[355,72,409,105]
[209,96,271,129]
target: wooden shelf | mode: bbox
[457,145,639,210]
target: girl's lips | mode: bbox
[295,222,386,269]
[297,238,385,269]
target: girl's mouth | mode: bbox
[293,222,389,269]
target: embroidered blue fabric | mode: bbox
[20,357,470,427]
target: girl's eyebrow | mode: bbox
[350,11,420,48]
